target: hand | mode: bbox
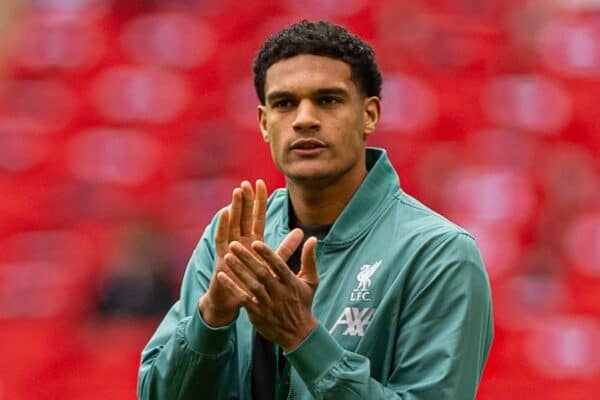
[198,180,267,327]
[217,229,319,352]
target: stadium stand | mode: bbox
[0,0,599,398]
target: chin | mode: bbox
[284,167,342,187]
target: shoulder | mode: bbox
[264,188,288,222]
[385,190,476,248]
[379,191,490,289]
[266,188,288,209]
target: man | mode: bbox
[138,20,493,399]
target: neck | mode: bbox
[286,167,367,226]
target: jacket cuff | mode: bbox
[184,307,235,355]
[284,324,345,382]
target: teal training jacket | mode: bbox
[138,148,494,400]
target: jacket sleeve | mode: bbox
[285,232,494,399]
[137,213,241,400]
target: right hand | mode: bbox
[198,180,267,327]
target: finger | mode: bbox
[224,252,271,304]
[240,181,254,236]
[215,208,230,258]
[252,179,267,240]
[229,241,276,283]
[298,237,319,287]
[276,228,304,262]
[252,240,295,284]
[216,270,256,305]
[217,262,257,304]
[228,188,243,241]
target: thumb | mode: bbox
[298,237,318,287]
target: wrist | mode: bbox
[198,295,238,327]
[280,315,318,352]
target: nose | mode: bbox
[292,99,320,133]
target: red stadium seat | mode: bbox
[90,66,191,124]
[120,13,216,70]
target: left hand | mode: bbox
[216,229,319,352]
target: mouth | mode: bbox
[289,138,327,153]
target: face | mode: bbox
[258,54,380,189]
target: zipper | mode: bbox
[275,347,292,400]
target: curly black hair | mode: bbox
[252,20,382,105]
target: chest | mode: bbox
[312,239,410,354]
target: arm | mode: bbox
[223,232,493,399]
[138,180,268,400]
[137,216,239,400]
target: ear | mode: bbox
[363,96,381,140]
[257,105,269,143]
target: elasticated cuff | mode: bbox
[284,324,345,382]
[184,307,235,355]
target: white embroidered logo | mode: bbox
[350,260,381,302]
[329,307,375,336]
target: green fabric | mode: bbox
[275,353,292,400]
[138,147,493,400]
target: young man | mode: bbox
[138,20,493,399]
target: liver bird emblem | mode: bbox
[355,260,382,292]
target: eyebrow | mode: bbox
[266,91,295,103]
[266,87,350,103]
[314,87,349,97]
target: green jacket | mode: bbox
[138,148,493,399]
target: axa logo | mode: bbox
[350,260,381,302]
[329,307,375,337]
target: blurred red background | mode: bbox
[0,0,599,399]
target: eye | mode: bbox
[272,99,295,109]
[319,96,341,106]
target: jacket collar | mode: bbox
[280,147,400,245]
